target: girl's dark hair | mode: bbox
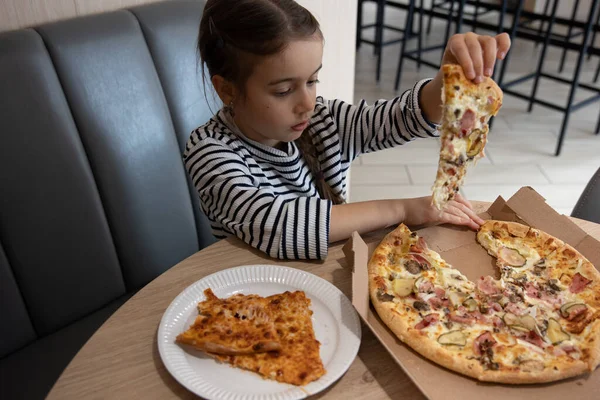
[197,0,344,205]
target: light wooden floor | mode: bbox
[349,4,600,215]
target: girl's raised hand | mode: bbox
[441,32,511,83]
[418,32,510,123]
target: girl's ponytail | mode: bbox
[295,131,345,205]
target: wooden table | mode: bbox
[47,202,600,400]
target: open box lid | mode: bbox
[343,187,600,400]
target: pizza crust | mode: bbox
[584,319,600,369]
[477,361,590,384]
[477,220,565,258]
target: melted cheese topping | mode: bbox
[176,289,281,354]
[377,224,597,376]
[478,225,597,363]
[437,266,475,293]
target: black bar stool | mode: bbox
[497,0,600,156]
[356,0,422,82]
[394,0,461,91]
[426,0,497,35]
[395,0,516,91]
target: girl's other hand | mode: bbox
[441,32,511,83]
[403,194,485,231]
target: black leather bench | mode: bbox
[0,1,217,398]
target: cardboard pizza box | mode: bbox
[343,186,600,400]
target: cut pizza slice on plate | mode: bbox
[175,288,326,386]
[432,64,503,210]
[176,288,282,355]
[209,290,326,386]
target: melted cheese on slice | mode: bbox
[437,266,475,293]
[176,289,281,355]
[210,291,325,386]
[446,90,490,132]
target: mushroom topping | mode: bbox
[376,290,395,302]
[547,279,562,292]
[413,301,430,312]
[513,274,528,286]
[534,258,546,267]
[473,331,499,370]
[404,259,422,275]
[533,265,545,276]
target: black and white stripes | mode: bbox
[183,78,438,260]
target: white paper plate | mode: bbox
[158,264,361,400]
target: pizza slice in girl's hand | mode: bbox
[432,64,503,210]
[176,288,282,355]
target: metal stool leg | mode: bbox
[374,0,384,56]
[498,0,507,34]
[357,0,363,50]
[417,0,424,70]
[473,0,480,33]
[559,0,581,73]
[596,112,600,134]
[427,0,444,35]
[529,0,559,113]
[490,0,524,132]
[455,0,466,33]
[588,6,600,60]
[441,0,455,65]
[595,59,600,82]
[375,0,385,82]
[395,0,417,91]
[535,0,552,48]
[491,0,509,82]
[556,0,600,155]
[497,0,525,87]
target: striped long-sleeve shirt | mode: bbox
[183,79,438,260]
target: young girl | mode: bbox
[184,0,511,260]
